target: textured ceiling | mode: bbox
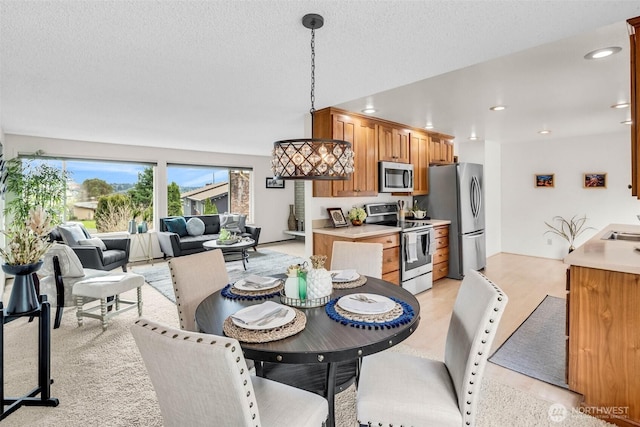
[2,1,640,156]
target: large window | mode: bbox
[167,165,253,222]
[15,157,154,233]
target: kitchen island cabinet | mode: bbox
[313,225,401,285]
[564,224,640,426]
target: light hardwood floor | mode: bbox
[262,240,582,408]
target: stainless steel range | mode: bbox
[365,202,434,294]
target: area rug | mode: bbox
[132,248,306,302]
[489,295,568,388]
[1,285,613,427]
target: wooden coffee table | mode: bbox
[202,238,255,270]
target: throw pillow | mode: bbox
[77,237,107,251]
[186,217,205,236]
[57,223,90,246]
[164,217,188,237]
[220,213,246,233]
[40,243,85,278]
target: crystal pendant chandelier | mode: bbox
[271,14,354,180]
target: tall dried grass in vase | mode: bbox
[0,206,53,266]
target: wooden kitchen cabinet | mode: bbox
[313,231,400,285]
[429,135,454,165]
[377,124,410,163]
[567,265,640,426]
[312,108,378,197]
[432,224,449,281]
[409,131,429,195]
[629,16,640,198]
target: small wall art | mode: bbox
[583,173,607,188]
[327,207,348,228]
[535,174,555,188]
[265,177,285,189]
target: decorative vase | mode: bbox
[284,265,299,298]
[2,261,43,315]
[306,255,332,300]
[351,219,363,226]
[287,204,297,231]
[128,219,138,234]
[138,221,148,233]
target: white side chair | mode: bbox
[356,270,508,427]
[168,250,229,332]
[330,241,383,279]
[131,318,328,427]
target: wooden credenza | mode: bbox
[566,265,640,426]
[313,231,400,285]
[432,224,450,281]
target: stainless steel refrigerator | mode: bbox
[418,162,486,279]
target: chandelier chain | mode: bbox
[310,27,316,115]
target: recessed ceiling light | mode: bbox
[621,119,633,125]
[468,135,479,141]
[362,107,376,114]
[610,102,630,109]
[424,123,434,130]
[584,46,622,60]
[538,130,551,135]
[489,105,506,111]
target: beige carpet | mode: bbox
[1,283,614,427]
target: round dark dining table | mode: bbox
[195,276,421,427]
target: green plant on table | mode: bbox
[544,214,595,251]
[347,207,367,221]
[219,228,232,241]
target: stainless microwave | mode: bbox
[379,161,414,193]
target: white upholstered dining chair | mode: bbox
[131,318,328,427]
[330,241,383,279]
[356,270,508,427]
[168,249,229,332]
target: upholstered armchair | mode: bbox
[38,243,111,328]
[50,223,130,272]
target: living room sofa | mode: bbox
[157,214,261,258]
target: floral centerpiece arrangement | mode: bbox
[348,207,367,226]
[0,206,53,315]
[0,206,53,266]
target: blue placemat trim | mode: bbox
[325,296,415,330]
[221,284,281,301]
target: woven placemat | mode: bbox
[325,297,416,330]
[223,308,306,343]
[221,282,284,301]
[332,275,367,289]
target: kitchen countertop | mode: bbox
[312,219,451,238]
[564,223,640,275]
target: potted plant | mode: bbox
[347,207,367,226]
[0,206,53,314]
[544,214,595,252]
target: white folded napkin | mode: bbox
[230,301,284,325]
[331,269,358,282]
[244,275,279,286]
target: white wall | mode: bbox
[501,130,640,259]
[3,134,295,245]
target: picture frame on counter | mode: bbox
[583,173,606,188]
[265,177,285,189]
[327,208,349,228]
[535,174,554,188]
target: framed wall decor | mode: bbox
[535,174,555,188]
[265,177,285,189]
[584,173,607,188]
[327,208,348,228]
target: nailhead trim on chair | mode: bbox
[134,319,259,425]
